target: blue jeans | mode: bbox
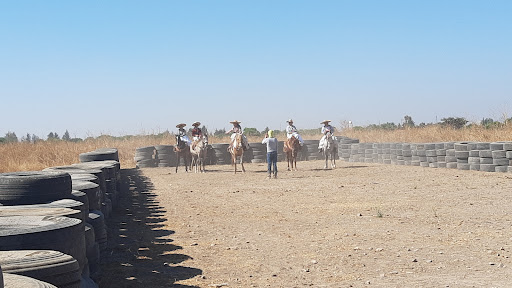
[267,151,278,174]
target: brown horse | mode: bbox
[190,136,207,173]
[174,135,191,173]
[284,136,300,171]
[228,133,245,174]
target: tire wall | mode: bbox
[1,147,122,287]
[342,141,512,173]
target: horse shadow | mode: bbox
[98,168,201,288]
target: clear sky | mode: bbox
[1,1,511,139]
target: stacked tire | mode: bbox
[155,145,176,167]
[134,146,156,168]
[210,144,230,165]
[250,143,266,163]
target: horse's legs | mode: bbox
[241,153,245,173]
[324,151,328,169]
[175,154,179,173]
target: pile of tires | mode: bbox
[79,148,119,163]
[249,143,266,163]
[155,145,176,167]
[302,140,320,161]
[134,146,156,168]
[210,144,230,165]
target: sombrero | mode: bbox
[286,119,293,123]
[192,121,201,126]
[320,120,331,124]
[176,123,186,128]
[229,120,241,124]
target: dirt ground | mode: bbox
[99,160,512,288]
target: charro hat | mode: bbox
[176,123,186,128]
[192,122,201,126]
[320,120,331,124]
[229,120,241,124]
[287,119,293,123]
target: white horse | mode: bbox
[320,133,337,169]
[190,135,208,173]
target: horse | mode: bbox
[321,133,337,169]
[174,135,191,173]
[190,135,208,173]
[228,133,245,174]
[284,135,300,171]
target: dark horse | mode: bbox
[174,135,191,173]
[284,135,300,171]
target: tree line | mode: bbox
[0,130,82,144]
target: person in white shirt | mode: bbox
[318,120,335,152]
[225,120,249,150]
[285,119,304,147]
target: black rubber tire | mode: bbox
[0,216,86,276]
[490,142,504,151]
[492,150,506,159]
[71,180,101,211]
[135,146,155,153]
[2,273,58,287]
[79,149,119,163]
[154,145,174,153]
[0,206,81,221]
[0,171,72,205]
[479,150,493,158]
[43,199,88,228]
[0,250,80,288]
[86,211,107,252]
[70,190,89,214]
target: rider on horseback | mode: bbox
[176,123,191,149]
[226,120,250,151]
[285,119,304,148]
[191,121,203,150]
[318,120,335,153]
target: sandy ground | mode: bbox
[99,160,512,288]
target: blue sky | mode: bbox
[1,1,511,139]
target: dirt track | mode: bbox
[99,160,512,287]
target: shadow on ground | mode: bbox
[98,168,201,288]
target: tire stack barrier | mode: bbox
[302,140,320,161]
[134,146,156,168]
[2,272,58,287]
[0,148,124,288]
[343,140,512,173]
[210,144,230,165]
[249,143,266,163]
[155,145,176,167]
[0,250,80,288]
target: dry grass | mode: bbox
[341,125,512,143]
[2,125,512,173]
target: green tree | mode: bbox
[213,128,226,137]
[440,117,468,129]
[243,127,260,136]
[403,115,415,128]
[62,130,71,141]
[5,131,18,143]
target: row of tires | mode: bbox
[134,136,359,167]
[341,141,512,172]
[0,148,121,287]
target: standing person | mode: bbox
[226,120,249,150]
[262,130,278,179]
[285,119,304,147]
[318,120,334,153]
[176,123,191,146]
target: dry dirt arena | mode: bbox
[99,160,512,288]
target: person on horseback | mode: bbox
[191,121,204,149]
[176,123,191,147]
[226,120,249,151]
[285,119,304,147]
[318,120,335,153]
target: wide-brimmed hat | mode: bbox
[229,120,241,124]
[192,121,201,126]
[286,119,293,123]
[320,120,331,124]
[176,123,186,128]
